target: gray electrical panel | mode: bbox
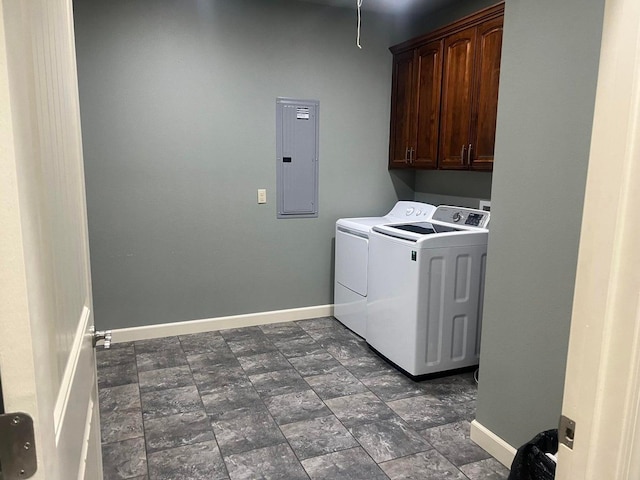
[276,98,319,218]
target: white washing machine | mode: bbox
[366,205,490,376]
[334,201,436,338]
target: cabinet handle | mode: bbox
[405,147,409,164]
[410,147,415,164]
[461,144,466,161]
[468,144,473,164]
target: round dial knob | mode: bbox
[415,209,422,216]
[405,208,415,215]
[452,212,463,223]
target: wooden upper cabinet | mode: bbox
[469,16,504,170]
[439,27,476,170]
[413,40,443,169]
[388,3,504,172]
[389,51,415,168]
[388,42,443,169]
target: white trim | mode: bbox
[111,304,334,343]
[556,0,640,477]
[54,305,91,439]
[76,394,94,480]
[470,419,517,469]
[623,296,640,479]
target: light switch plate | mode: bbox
[257,189,267,204]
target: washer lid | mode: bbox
[391,224,437,235]
[372,205,489,243]
[373,222,463,242]
[388,223,464,235]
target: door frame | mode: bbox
[557,0,640,477]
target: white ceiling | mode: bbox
[293,0,454,15]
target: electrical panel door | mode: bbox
[276,98,319,218]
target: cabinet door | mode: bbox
[389,51,415,168]
[469,16,503,171]
[413,40,443,169]
[439,27,476,170]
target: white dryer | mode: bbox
[367,205,490,376]
[334,201,436,338]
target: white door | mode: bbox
[0,0,102,479]
[556,0,640,477]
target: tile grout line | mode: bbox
[249,322,378,475]
[99,319,499,480]
[133,340,150,480]
[261,327,315,479]
[178,333,232,480]
[228,327,312,480]
[287,321,387,478]
[295,321,444,476]
[298,320,479,478]
[286,321,396,477]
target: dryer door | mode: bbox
[335,228,369,296]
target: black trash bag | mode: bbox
[508,429,558,480]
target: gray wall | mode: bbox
[393,0,500,44]
[414,171,492,209]
[74,0,408,329]
[476,0,605,447]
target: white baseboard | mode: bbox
[110,304,334,343]
[470,419,517,469]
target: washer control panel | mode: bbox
[431,206,490,228]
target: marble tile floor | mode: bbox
[97,316,510,480]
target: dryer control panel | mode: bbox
[387,201,437,220]
[431,206,490,229]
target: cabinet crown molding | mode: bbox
[390,2,505,55]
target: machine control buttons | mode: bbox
[416,209,422,216]
[465,213,483,226]
[452,212,463,222]
[406,208,415,215]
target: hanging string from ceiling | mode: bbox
[356,0,363,48]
